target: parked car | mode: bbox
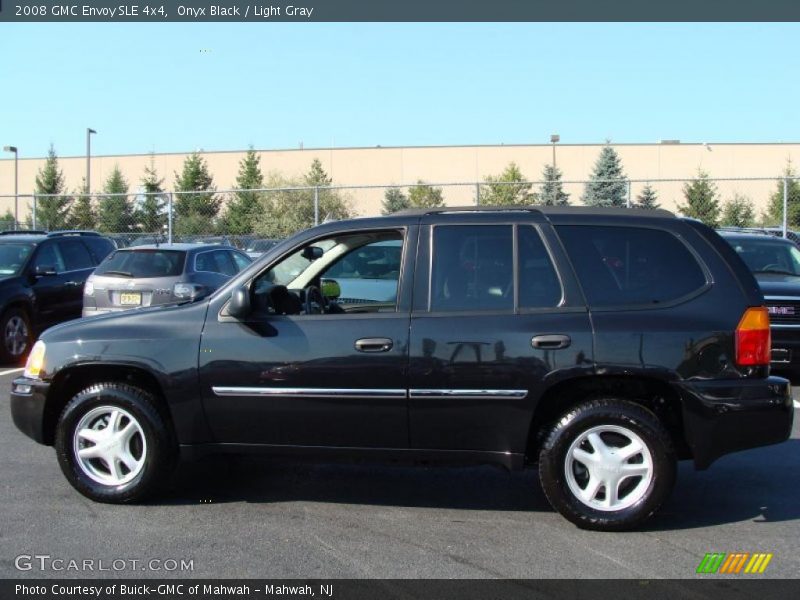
[10,208,793,531]
[719,230,800,376]
[82,244,252,317]
[0,230,115,363]
[245,238,281,258]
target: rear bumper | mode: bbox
[10,377,51,445]
[676,376,793,469]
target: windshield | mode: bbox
[0,243,33,277]
[94,249,186,278]
[727,238,800,276]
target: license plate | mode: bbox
[119,292,142,306]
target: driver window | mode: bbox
[252,230,404,316]
[33,243,66,273]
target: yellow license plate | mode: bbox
[119,292,142,306]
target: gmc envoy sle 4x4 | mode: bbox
[10,207,794,530]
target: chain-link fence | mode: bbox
[0,176,797,247]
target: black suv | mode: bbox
[0,231,115,363]
[10,208,794,530]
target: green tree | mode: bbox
[69,178,97,230]
[635,184,660,209]
[382,188,410,215]
[97,166,134,233]
[254,161,352,238]
[136,159,167,234]
[0,210,15,231]
[174,153,220,236]
[408,181,445,209]
[721,193,756,227]
[33,144,71,230]
[480,162,535,206]
[582,144,628,207]
[765,162,800,228]
[223,148,264,235]
[538,164,570,206]
[678,169,721,227]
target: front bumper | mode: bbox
[770,327,800,370]
[10,377,51,445]
[677,376,793,469]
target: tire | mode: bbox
[54,383,176,503]
[0,307,33,364]
[538,399,676,531]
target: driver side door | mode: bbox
[198,226,417,449]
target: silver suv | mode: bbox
[82,243,251,316]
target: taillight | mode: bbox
[735,306,771,366]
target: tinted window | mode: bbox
[33,243,66,273]
[518,227,562,308]
[82,237,115,264]
[556,225,707,307]
[59,240,94,271]
[195,250,237,276]
[431,225,514,312]
[95,250,186,278]
[231,251,252,271]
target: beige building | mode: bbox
[0,142,798,221]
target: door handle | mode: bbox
[531,334,571,349]
[355,337,393,352]
[64,281,81,287]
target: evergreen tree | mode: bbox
[582,144,628,207]
[480,162,535,206]
[678,169,721,227]
[382,188,410,215]
[69,178,97,230]
[635,184,660,209]
[538,164,570,206]
[34,144,71,230]
[174,153,220,236]
[408,181,445,209]
[0,210,15,231]
[97,166,134,233]
[136,159,167,234]
[765,162,800,228]
[304,158,332,187]
[721,194,756,227]
[224,148,264,235]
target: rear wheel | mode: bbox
[55,383,176,503]
[538,399,676,531]
[0,307,32,364]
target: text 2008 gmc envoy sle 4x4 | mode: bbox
[10,207,794,530]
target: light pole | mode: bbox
[86,128,97,194]
[550,134,560,168]
[3,146,18,229]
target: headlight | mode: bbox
[24,341,46,379]
[84,280,94,296]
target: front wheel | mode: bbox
[54,383,176,503]
[538,399,676,531]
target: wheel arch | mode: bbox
[526,374,691,463]
[42,363,174,446]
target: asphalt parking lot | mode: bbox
[1,367,798,580]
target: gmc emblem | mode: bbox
[768,305,796,316]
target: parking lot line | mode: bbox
[0,368,23,377]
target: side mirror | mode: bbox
[34,265,57,277]
[301,246,324,261]
[321,278,341,299]
[228,284,251,319]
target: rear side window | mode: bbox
[58,240,94,271]
[195,250,237,276]
[518,227,562,308]
[556,225,707,307]
[95,250,186,278]
[431,225,514,312]
[82,237,115,264]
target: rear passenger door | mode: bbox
[56,239,97,318]
[407,213,594,458]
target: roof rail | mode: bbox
[394,205,674,218]
[47,230,101,238]
[394,206,544,217]
[0,229,47,235]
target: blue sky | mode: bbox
[1,23,799,158]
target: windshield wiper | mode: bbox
[754,269,797,276]
[102,270,134,277]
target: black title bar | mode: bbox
[1,1,800,22]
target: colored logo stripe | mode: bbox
[744,553,773,574]
[697,552,773,574]
[697,553,726,573]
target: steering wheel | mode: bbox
[304,285,327,315]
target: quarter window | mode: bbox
[431,225,514,312]
[556,225,707,307]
